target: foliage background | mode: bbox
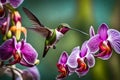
[0,0,120,80]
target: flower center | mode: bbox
[93,40,112,60]
[77,58,87,72]
[98,41,112,57]
[57,64,68,79]
[9,50,22,65]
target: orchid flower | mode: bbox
[88,23,120,60]
[56,51,69,80]
[0,36,39,67]
[67,42,95,77]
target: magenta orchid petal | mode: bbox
[108,29,120,54]
[0,38,14,60]
[95,51,112,60]
[9,0,24,8]
[0,18,7,26]
[111,39,120,54]
[75,67,89,77]
[89,26,95,37]
[67,66,76,74]
[98,23,108,40]
[28,66,40,80]
[80,41,88,57]
[20,41,38,65]
[87,34,102,53]
[58,51,68,65]
[16,66,40,80]
[86,54,95,68]
[20,59,34,67]
[67,46,80,69]
[108,29,120,37]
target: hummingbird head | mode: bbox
[57,23,70,34]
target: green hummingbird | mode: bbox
[23,7,88,58]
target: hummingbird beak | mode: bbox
[70,28,89,35]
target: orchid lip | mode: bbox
[75,58,89,77]
[57,64,68,79]
[9,0,24,8]
[95,41,112,60]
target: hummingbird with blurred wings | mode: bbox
[23,7,88,58]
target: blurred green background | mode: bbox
[1,0,120,80]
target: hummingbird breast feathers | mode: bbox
[55,29,64,40]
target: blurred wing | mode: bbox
[23,7,44,27]
[23,7,51,37]
[28,27,51,37]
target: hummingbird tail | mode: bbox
[42,46,50,58]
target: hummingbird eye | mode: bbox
[57,25,63,30]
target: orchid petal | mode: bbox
[86,54,95,68]
[89,26,95,37]
[80,41,88,57]
[98,23,108,40]
[20,41,38,65]
[0,18,7,26]
[87,34,102,53]
[67,46,80,69]
[95,41,112,60]
[58,51,68,64]
[108,29,120,54]
[26,66,40,80]
[95,51,112,60]
[108,29,120,37]
[9,0,24,8]
[67,66,76,75]
[20,59,34,67]
[75,67,89,77]
[16,66,40,80]
[0,39,14,60]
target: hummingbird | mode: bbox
[23,7,88,58]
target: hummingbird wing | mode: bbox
[23,7,51,38]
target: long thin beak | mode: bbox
[70,28,89,35]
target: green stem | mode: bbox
[4,3,16,12]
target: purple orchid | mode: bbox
[56,51,69,80]
[0,36,38,67]
[0,0,24,8]
[88,23,120,60]
[16,66,40,80]
[0,0,24,33]
[67,42,95,77]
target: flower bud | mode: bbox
[7,30,12,38]
[12,11,21,24]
